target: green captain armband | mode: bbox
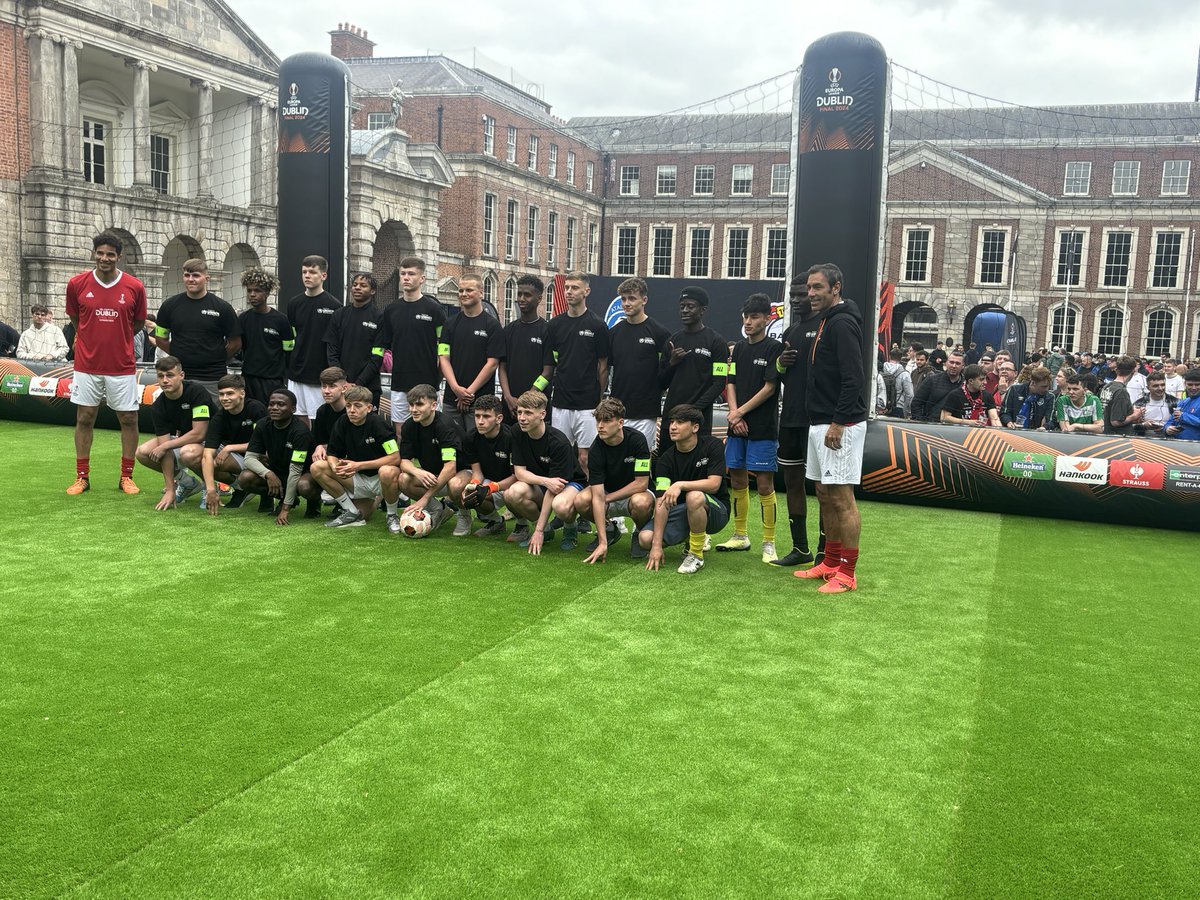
[441,447,457,462]
[154,325,169,338]
[712,362,729,377]
[634,458,651,473]
[437,343,451,357]
[435,325,443,337]
[291,449,308,463]
[192,405,210,419]
[655,477,671,491]
[776,359,787,373]
[371,346,385,357]
[552,351,560,362]
[533,375,549,391]
[282,340,295,352]
[727,362,737,376]
[382,439,398,454]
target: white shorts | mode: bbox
[389,390,411,424]
[806,422,866,485]
[351,472,382,500]
[551,407,597,448]
[71,372,140,412]
[288,381,323,419]
[607,490,655,519]
[626,418,658,449]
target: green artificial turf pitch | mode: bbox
[1,421,1197,898]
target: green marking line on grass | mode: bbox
[62,562,631,898]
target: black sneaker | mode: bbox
[630,538,649,560]
[225,489,248,509]
[304,500,322,519]
[768,548,815,568]
[257,494,275,514]
[584,522,621,553]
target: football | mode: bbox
[399,507,433,538]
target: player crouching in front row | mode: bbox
[382,383,467,536]
[309,385,401,528]
[237,389,312,526]
[448,395,521,538]
[135,356,211,511]
[640,404,730,574]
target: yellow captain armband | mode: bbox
[382,439,398,454]
[655,477,671,491]
[437,343,451,357]
[712,362,729,377]
[533,376,549,391]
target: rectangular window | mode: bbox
[585,160,595,192]
[1102,230,1133,287]
[731,164,753,196]
[482,116,495,155]
[764,227,788,279]
[689,227,712,277]
[505,199,518,260]
[1111,160,1139,196]
[693,164,714,195]
[1151,231,1183,288]
[548,144,558,179]
[656,165,677,196]
[978,229,1007,285]
[566,151,576,185]
[615,226,638,276]
[903,227,930,283]
[527,135,538,171]
[726,227,750,278]
[547,211,558,265]
[366,112,392,130]
[566,217,577,269]
[588,223,598,272]
[1145,309,1175,357]
[1055,230,1085,287]
[82,119,107,185]
[506,126,517,163]
[651,226,674,277]
[150,134,170,195]
[1162,160,1191,195]
[527,207,539,262]
[482,193,496,257]
[1063,161,1092,196]
[620,165,640,196]
[770,163,789,195]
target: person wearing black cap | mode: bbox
[657,286,729,452]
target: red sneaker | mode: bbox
[794,562,839,580]
[818,572,857,594]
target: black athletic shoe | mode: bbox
[630,539,649,560]
[584,522,621,553]
[769,548,815,568]
[257,494,275,514]
[304,500,322,519]
[225,489,248,509]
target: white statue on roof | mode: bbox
[390,83,405,121]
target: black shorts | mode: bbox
[244,374,286,407]
[777,425,809,466]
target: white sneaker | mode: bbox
[715,534,751,552]
[677,552,705,575]
[387,512,402,535]
[761,541,778,563]
[453,508,472,537]
[326,509,365,528]
[703,534,712,552]
[612,516,628,535]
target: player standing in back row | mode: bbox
[658,286,728,451]
[607,277,671,449]
[546,272,609,475]
[286,255,340,426]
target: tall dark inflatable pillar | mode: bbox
[277,53,351,302]
[792,33,889,380]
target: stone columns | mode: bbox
[249,97,277,209]
[61,39,83,177]
[25,29,60,172]
[192,79,219,198]
[126,58,157,188]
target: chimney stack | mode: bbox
[330,23,375,60]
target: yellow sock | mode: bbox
[760,491,777,542]
[689,531,706,558]
[732,486,750,536]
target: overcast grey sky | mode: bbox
[239,0,1199,116]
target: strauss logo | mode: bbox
[1129,464,1144,479]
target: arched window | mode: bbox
[1144,308,1175,358]
[483,275,495,303]
[1050,304,1078,351]
[1096,308,1124,356]
[504,277,517,323]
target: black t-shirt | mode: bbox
[779,316,820,427]
[440,310,504,404]
[511,424,585,483]
[327,412,397,467]
[151,380,213,437]
[247,416,312,478]
[326,301,381,390]
[587,426,651,493]
[204,398,267,450]
[502,317,552,401]
[608,316,672,419]
[939,383,997,422]
[729,337,782,439]
[156,292,240,381]
[547,309,610,410]
[286,291,341,385]
[1101,381,1134,435]
[661,326,729,412]
[399,410,467,473]
[374,294,447,392]
[238,308,293,379]
[654,434,728,508]
[462,424,515,482]
[312,402,346,449]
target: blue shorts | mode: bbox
[724,436,778,472]
[640,495,730,546]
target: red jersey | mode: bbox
[65,270,148,375]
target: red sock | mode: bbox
[120,457,135,478]
[76,457,90,479]
[823,540,843,567]
[839,546,859,578]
